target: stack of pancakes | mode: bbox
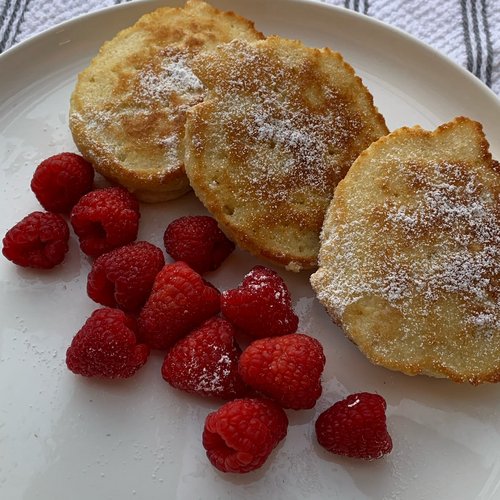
[70,0,388,269]
[69,0,499,384]
[70,0,264,202]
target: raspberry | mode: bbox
[202,398,288,473]
[162,316,248,399]
[87,241,165,312]
[238,333,325,410]
[221,266,298,338]
[30,152,94,213]
[2,211,69,269]
[163,215,235,274]
[315,392,393,460]
[138,261,221,350]
[70,186,140,257]
[66,308,149,378]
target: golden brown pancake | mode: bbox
[69,0,263,202]
[184,36,388,270]
[311,117,500,384]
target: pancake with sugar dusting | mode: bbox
[69,0,263,202]
[184,36,388,271]
[311,117,500,384]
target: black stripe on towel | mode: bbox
[479,0,493,87]
[344,0,365,13]
[11,0,30,47]
[0,0,13,34]
[0,0,19,52]
[470,0,483,79]
[353,0,368,15]
[0,0,30,52]
[460,0,476,76]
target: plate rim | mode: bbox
[1,1,500,499]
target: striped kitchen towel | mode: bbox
[0,0,499,96]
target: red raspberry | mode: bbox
[221,266,299,338]
[238,333,325,410]
[138,261,221,350]
[30,152,94,213]
[202,398,288,473]
[87,241,165,312]
[162,317,248,399]
[66,308,149,378]
[70,186,140,257]
[2,211,69,269]
[163,216,235,274]
[315,392,393,460]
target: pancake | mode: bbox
[69,0,263,202]
[184,36,388,271]
[311,117,500,384]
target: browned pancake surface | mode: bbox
[311,117,500,384]
[184,36,388,270]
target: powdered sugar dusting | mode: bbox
[186,344,235,396]
[138,54,204,102]
[316,158,500,335]
[73,49,207,176]
[238,95,358,199]
[191,39,374,203]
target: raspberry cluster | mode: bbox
[3,153,93,269]
[155,262,391,471]
[4,152,392,476]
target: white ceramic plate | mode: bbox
[1,1,499,499]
